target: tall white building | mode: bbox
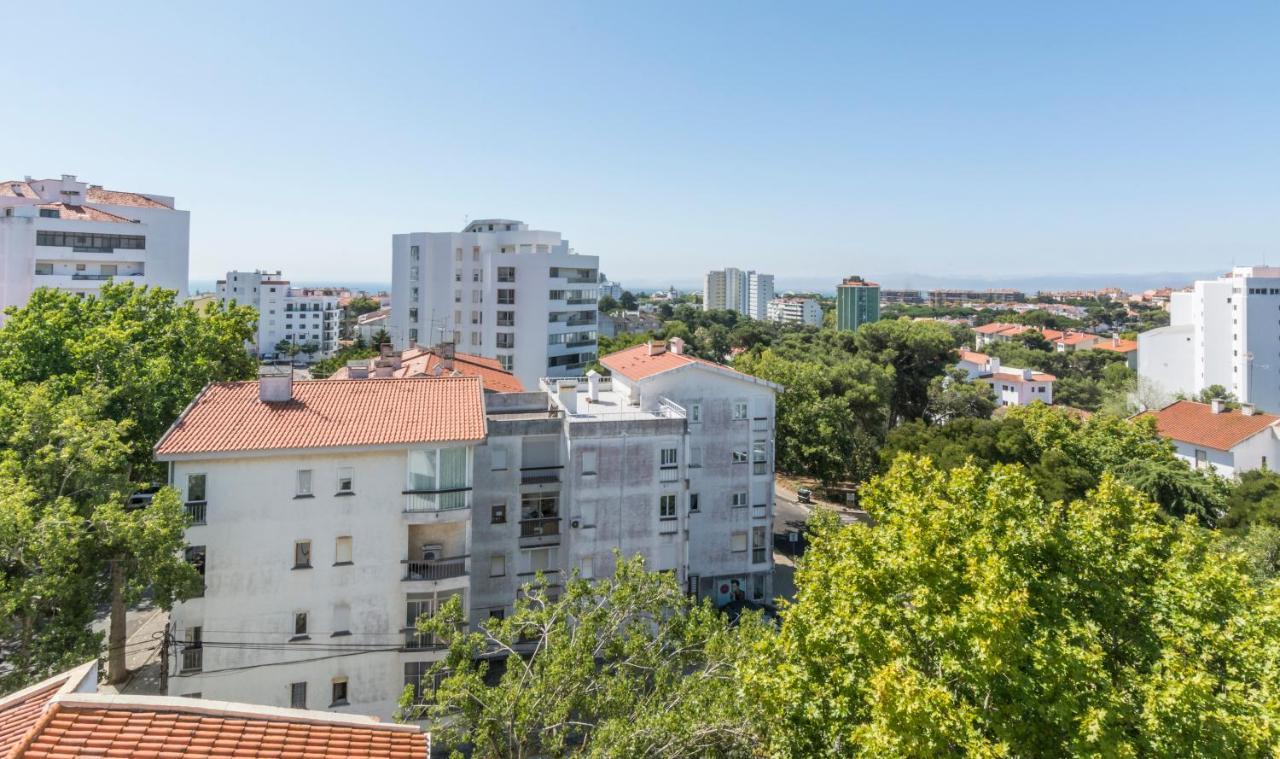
[156,339,778,719]
[217,271,342,360]
[1139,267,1280,412]
[766,296,822,327]
[389,219,599,390]
[0,175,189,321]
[703,268,773,319]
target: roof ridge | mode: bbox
[47,693,422,732]
[6,700,60,759]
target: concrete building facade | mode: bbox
[703,268,773,320]
[766,296,822,327]
[217,271,342,360]
[389,219,599,390]
[836,276,880,332]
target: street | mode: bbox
[772,482,871,606]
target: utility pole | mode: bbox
[107,558,127,683]
[159,622,170,694]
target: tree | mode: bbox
[925,369,996,423]
[309,344,378,379]
[408,554,771,758]
[755,455,1280,757]
[0,283,254,687]
[1221,469,1280,530]
[299,341,321,360]
[597,294,620,314]
[372,327,391,348]
[853,319,959,425]
[345,294,381,317]
[1198,384,1237,406]
[619,290,638,311]
[273,338,292,357]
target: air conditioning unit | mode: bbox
[420,544,444,562]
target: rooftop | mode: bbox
[34,203,136,223]
[1138,400,1279,451]
[0,662,427,758]
[600,340,780,390]
[540,375,686,422]
[327,346,523,393]
[1095,337,1138,353]
[839,277,880,287]
[155,376,487,457]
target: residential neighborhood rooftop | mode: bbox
[327,345,524,392]
[1138,400,1280,451]
[601,339,780,389]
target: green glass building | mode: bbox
[836,276,880,331]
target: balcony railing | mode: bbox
[659,466,680,483]
[181,647,203,672]
[404,557,467,581]
[520,465,562,485]
[519,517,561,546]
[184,501,207,525]
[404,490,471,513]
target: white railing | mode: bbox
[404,491,471,513]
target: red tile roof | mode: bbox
[155,376,487,457]
[0,181,37,199]
[0,663,428,759]
[958,349,989,364]
[989,369,1056,383]
[85,186,173,209]
[1138,400,1279,451]
[36,203,136,223]
[973,322,1017,335]
[1095,337,1138,354]
[601,342,780,389]
[327,348,523,392]
[1053,331,1099,347]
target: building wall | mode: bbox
[836,284,880,332]
[1138,324,1194,402]
[218,272,342,360]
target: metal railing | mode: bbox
[404,557,467,581]
[520,465,562,485]
[659,467,680,483]
[404,490,471,513]
[185,501,207,525]
[519,517,561,544]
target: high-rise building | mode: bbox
[157,338,778,718]
[0,174,189,322]
[1139,266,1280,412]
[217,271,342,360]
[703,268,773,319]
[836,276,880,331]
[766,296,822,327]
[389,220,599,390]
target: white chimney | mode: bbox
[557,379,578,414]
[988,356,1001,374]
[1211,398,1224,414]
[586,370,601,403]
[379,342,401,370]
[1022,367,1033,380]
[258,366,293,403]
[1112,333,1120,347]
[668,337,685,355]
[647,340,667,356]
[1242,402,1256,416]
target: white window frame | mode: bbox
[296,469,313,497]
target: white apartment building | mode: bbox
[703,268,774,320]
[389,219,599,390]
[1139,267,1280,412]
[1141,399,1280,478]
[217,271,342,360]
[156,340,778,719]
[0,175,189,321]
[766,296,822,327]
[958,350,1054,407]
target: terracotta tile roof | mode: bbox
[989,369,1056,383]
[155,376,487,457]
[0,181,37,199]
[85,186,172,209]
[1039,329,1066,342]
[958,349,989,364]
[973,322,1017,335]
[0,681,63,756]
[326,349,523,393]
[36,203,136,223]
[1095,337,1138,354]
[600,342,782,389]
[1053,331,1099,346]
[1138,400,1279,451]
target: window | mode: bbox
[454,289,462,303]
[409,244,419,261]
[332,603,351,635]
[471,310,482,325]
[491,447,508,470]
[689,404,701,423]
[689,447,703,468]
[497,289,515,305]
[334,536,353,565]
[731,532,748,552]
[337,467,354,494]
[731,492,748,507]
[579,556,594,580]
[471,331,482,347]
[1194,449,1207,469]
[660,448,678,467]
[497,266,515,282]
[296,470,313,497]
[290,682,307,709]
[496,333,515,349]
[404,662,436,704]
[331,678,348,707]
[498,355,514,372]
[581,450,597,476]
[524,547,557,574]
[689,493,700,513]
[294,540,312,569]
[293,611,308,638]
[732,450,748,464]
[455,247,463,261]
[752,441,768,475]
[491,503,507,524]
[497,310,515,326]
[660,495,677,518]
[732,402,748,420]
[187,473,206,502]
[36,231,145,250]
[489,608,506,621]
[490,553,506,577]
[752,526,768,563]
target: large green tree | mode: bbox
[756,455,1280,757]
[853,319,959,425]
[408,555,771,758]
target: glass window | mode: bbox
[337,467,353,493]
[659,495,676,518]
[689,493,700,512]
[752,526,768,563]
[491,503,506,524]
[731,532,748,552]
[332,603,351,634]
[294,611,308,636]
[752,441,768,475]
[294,540,312,568]
[732,450,748,464]
[187,474,206,502]
[581,450,597,475]
[334,536,352,564]
[491,447,508,470]
[732,402,748,420]
[689,404,701,423]
[660,448,678,467]
[290,682,306,709]
[490,553,506,577]
[296,470,312,497]
[331,678,348,706]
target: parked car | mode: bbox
[796,488,813,504]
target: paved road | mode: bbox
[772,482,871,605]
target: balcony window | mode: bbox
[497,311,515,327]
[752,441,768,475]
[497,289,515,305]
[497,266,515,282]
[752,526,768,564]
[496,333,514,349]
[406,447,471,511]
[294,540,312,569]
[659,495,676,519]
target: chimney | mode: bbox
[1022,368,1033,381]
[988,356,1001,375]
[668,337,685,355]
[374,358,395,378]
[346,361,369,380]
[258,365,294,403]
[586,369,601,403]
[438,341,456,372]
[1211,398,1224,414]
[1242,402,1256,416]
[557,379,578,414]
[1112,333,1120,347]
[647,340,667,356]
[378,342,401,370]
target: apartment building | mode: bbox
[1139,267,1280,412]
[958,350,1054,407]
[703,268,774,320]
[880,288,925,305]
[929,288,1026,307]
[766,296,822,327]
[156,340,778,719]
[389,219,599,390]
[0,174,189,321]
[217,271,342,360]
[836,276,880,332]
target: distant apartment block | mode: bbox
[0,174,189,322]
[157,339,778,719]
[389,219,599,390]
[766,296,822,327]
[835,276,880,331]
[880,288,925,305]
[218,271,342,360]
[928,288,1026,307]
[1139,267,1280,412]
[597,271,622,300]
[703,268,774,320]
[958,350,1054,407]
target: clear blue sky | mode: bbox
[3,1,1276,286]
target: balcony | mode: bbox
[519,517,561,547]
[520,465,562,485]
[181,647,203,673]
[404,557,467,582]
[404,490,471,514]
[184,501,207,525]
[659,466,680,483]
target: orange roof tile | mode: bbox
[326,348,524,392]
[0,181,37,199]
[85,186,172,209]
[1095,338,1138,353]
[989,369,1056,383]
[36,203,136,223]
[601,342,779,388]
[973,322,1016,335]
[0,681,63,756]
[1138,400,1279,451]
[958,349,989,364]
[155,376,487,457]
[1053,331,1099,346]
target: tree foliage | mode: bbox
[853,319,960,425]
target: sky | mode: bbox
[2,1,1277,288]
